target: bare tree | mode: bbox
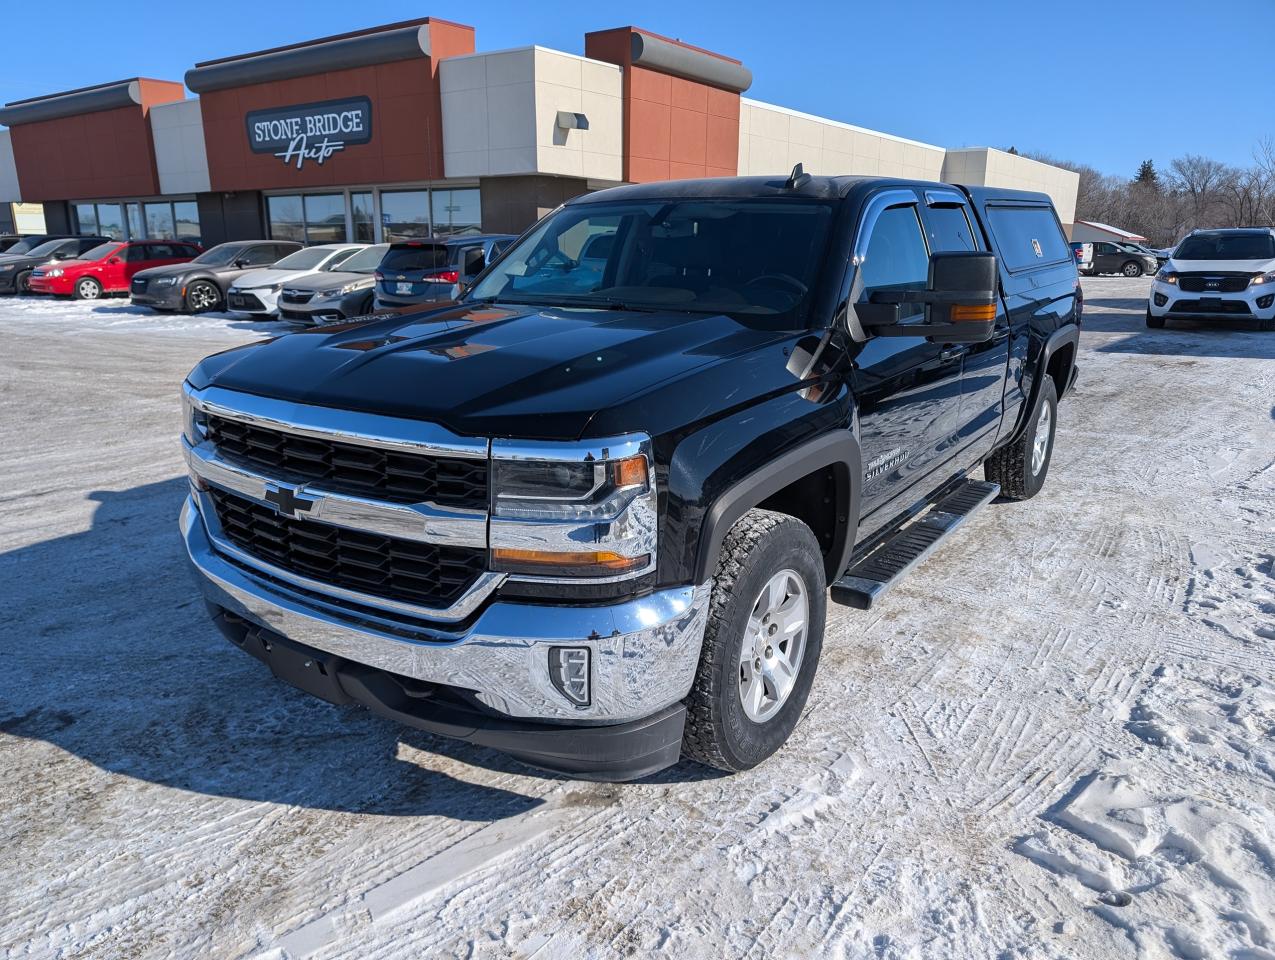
[1169,155,1230,230]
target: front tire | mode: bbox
[985,375,1058,501]
[1146,309,1165,329]
[185,280,221,314]
[682,509,826,773]
[1122,261,1144,278]
[73,277,102,300]
[15,270,31,294]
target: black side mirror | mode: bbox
[856,251,998,344]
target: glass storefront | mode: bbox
[267,186,481,244]
[71,199,199,242]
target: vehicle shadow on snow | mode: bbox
[0,478,562,820]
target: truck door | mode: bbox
[920,191,1009,457]
[850,191,965,518]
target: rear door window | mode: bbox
[985,205,1070,271]
[381,244,450,272]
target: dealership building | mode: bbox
[0,18,1079,247]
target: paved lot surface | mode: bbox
[3,278,1274,959]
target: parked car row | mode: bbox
[1069,239,1161,277]
[1,231,518,323]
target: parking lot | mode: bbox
[3,276,1274,959]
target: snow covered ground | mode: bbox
[2,277,1273,959]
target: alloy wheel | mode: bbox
[188,283,219,312]
[78,279,100,299]
[738,569,809,723]
[1032,400,1052,476]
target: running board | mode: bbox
[830,478,1000,610]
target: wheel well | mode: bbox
[1046,341,1075,397]
[754,462,851,580]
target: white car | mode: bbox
[227,244,365,317]
[1148,228,1275,331]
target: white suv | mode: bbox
[1148,228,1275,330]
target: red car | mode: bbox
[28,239,202,300]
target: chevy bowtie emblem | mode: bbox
[262,482,316,517]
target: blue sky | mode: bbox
[2,0,1269,178]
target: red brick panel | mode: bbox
[585,26,741,184]
[202,20,473,193]
[9,80,184,202]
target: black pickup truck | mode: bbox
[181,171,1080,780]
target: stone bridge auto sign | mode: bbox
[245,97,373,170]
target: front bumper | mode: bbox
[227,289,279,315]
[1149,282,1275,320]
[131,286,184,310]
[28,276,72,295]
[278,291,370,324]
[182,496,710,772]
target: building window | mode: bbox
[126,203,144,240]
[303,194,347,244]
[352,192,375,243]
[74,204,98,236]
[381,190,430,242]
[145,202,176,240]
[431,188,481,237]
[267,195,305,243]
[174,201,200,243]
[96,204,125,240]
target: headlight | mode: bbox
[0,264,13,272]
[322,280,372,298]
[1252,271,1275,285]
[1158,270,1179,285]
[489,436,657,580]
[46,268,64,278]
[154,276,179,287]
[181,387,208,445]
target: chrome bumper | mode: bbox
[182,496,710,723]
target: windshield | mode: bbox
[336,244,389,273]
[192,243,250,266]
[24,239,70,257]
[80,242,122,261]
[381,244,450,272]
[1175,233,1275,261]
[467,199,835,322]
[273,247,339,271]
[6,237,51,255]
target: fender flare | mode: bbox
[694,431,861,583]
[1015,323,1079,441]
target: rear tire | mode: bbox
[682,509,826,773]
[1122,261,1144,278]
[985,375,1058,501]
[1146,309,1165,329]
[73,277,102,300]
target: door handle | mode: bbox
[939,346,966,361]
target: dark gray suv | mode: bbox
[130,240,302,313]
[373,234,516,309]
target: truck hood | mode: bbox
[190,301,803,440]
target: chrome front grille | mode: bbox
[204,413,489,510]
[208,487,485,609]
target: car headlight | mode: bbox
[1157,270,1179,285]
[181,387,208,445]
[489,436,657,580]
[1251,271,1275,285]
[154,276,179,287]
[322,280,373,298]
[46,268,64,278]
[0,264,13,272]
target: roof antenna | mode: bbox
[785,162,811,189]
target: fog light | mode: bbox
[1153,293,1168,307]
[1258,294,1274,309]
[549,646,591,706]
